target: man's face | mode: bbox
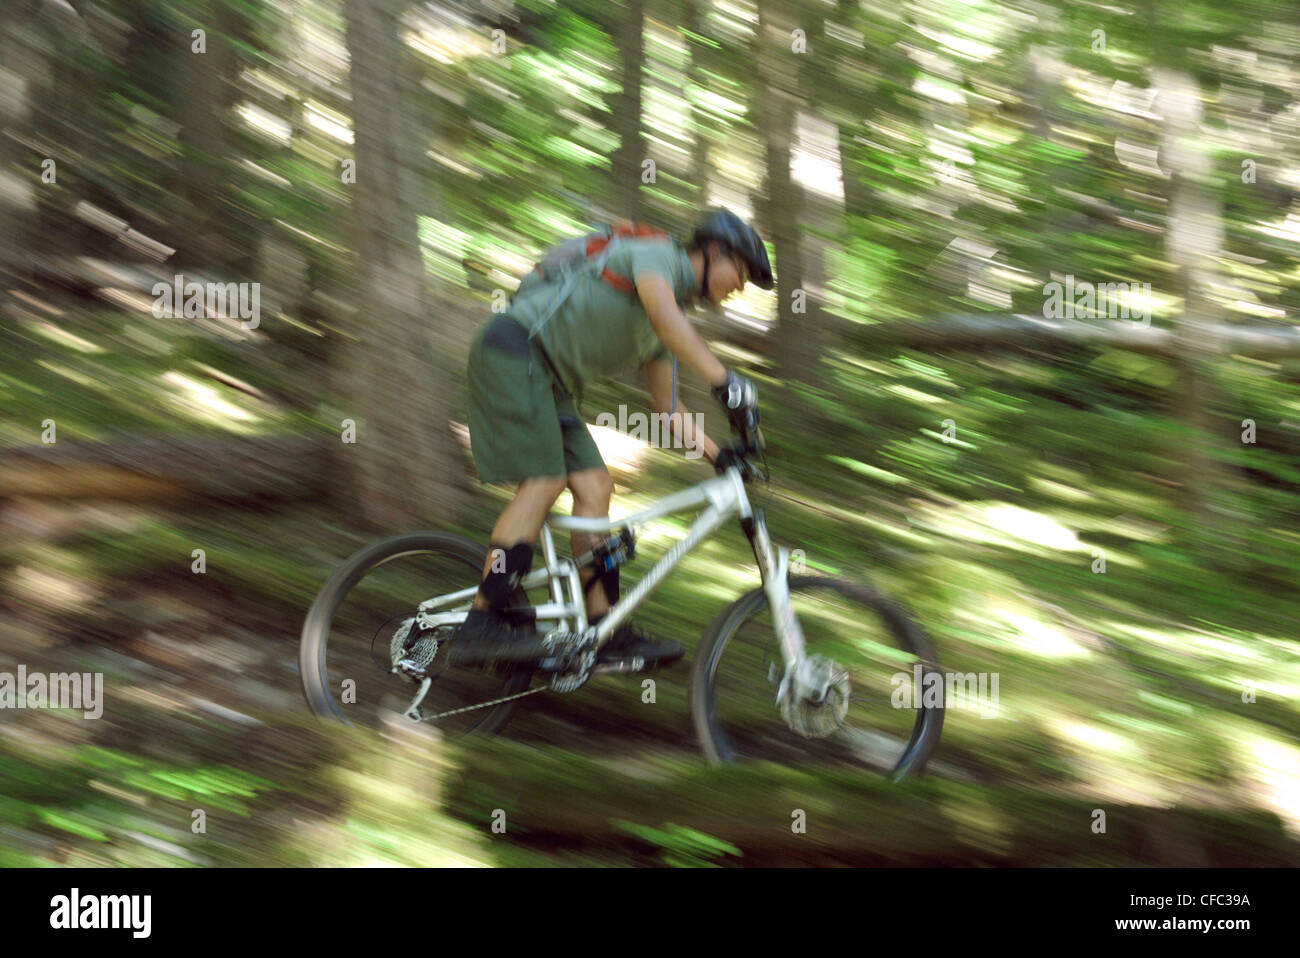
[705,242,747,306]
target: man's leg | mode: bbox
[446,475,569,665]
[566,467,615,620]
[471,475,569,612]
[565,466,684,668]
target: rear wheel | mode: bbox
[299,532,538,735]
[690,575,944,780]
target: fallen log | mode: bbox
[443,739,1300,866]
[0,433,333,502]
[844,314,1300,358]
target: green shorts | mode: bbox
[466,314,607,485]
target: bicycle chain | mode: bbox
[414,684,549,722]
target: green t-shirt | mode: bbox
[505,237,696,403]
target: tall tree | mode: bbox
[829,0,872,226]
[683,0,714,211]
[1156,66,1230,533]
[177,0,249,273]
[752,0,825,389]
[604,0,648,220]
[340,0,464,529]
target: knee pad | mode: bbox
[479,542,534,610]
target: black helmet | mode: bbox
[691,208,774,290]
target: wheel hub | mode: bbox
[778,656,851,738]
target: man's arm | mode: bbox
[635,272,727,388]
[642,357,721,463]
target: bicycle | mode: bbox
[299,413,944,780]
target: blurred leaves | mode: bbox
[610,819,743,867]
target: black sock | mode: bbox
[478,541,534,610]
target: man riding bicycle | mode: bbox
[450,207,773,670]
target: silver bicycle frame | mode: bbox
[414,467,809,671]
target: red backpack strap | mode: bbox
[601,267,636,294]
[595,221,668,295]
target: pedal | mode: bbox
[592,656,647,675]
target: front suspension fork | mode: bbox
[744,513,831,707]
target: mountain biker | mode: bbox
[449,207,772,669]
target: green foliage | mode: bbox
[611,820,743,867]
[0,741,280,865]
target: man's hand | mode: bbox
[711,369,759,429]
[642,357,720,463]
[709,443,763,481]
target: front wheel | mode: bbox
[690,575,944,780]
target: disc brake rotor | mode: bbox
[780,660,851,738]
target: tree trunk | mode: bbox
[0,3,42,280]
[752,0,822,389]
[1155,67,1231,539]
[684,0,712,210]
[605,0,647,220]
[177,0,248,274]
[341,0,465,530]
[830,0,871,225]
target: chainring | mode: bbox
[543,630,597,693]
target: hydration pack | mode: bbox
[510,218,681,414]
[527,219,669,295]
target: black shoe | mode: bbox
[595,622,684,670]
[447,608,549,665]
